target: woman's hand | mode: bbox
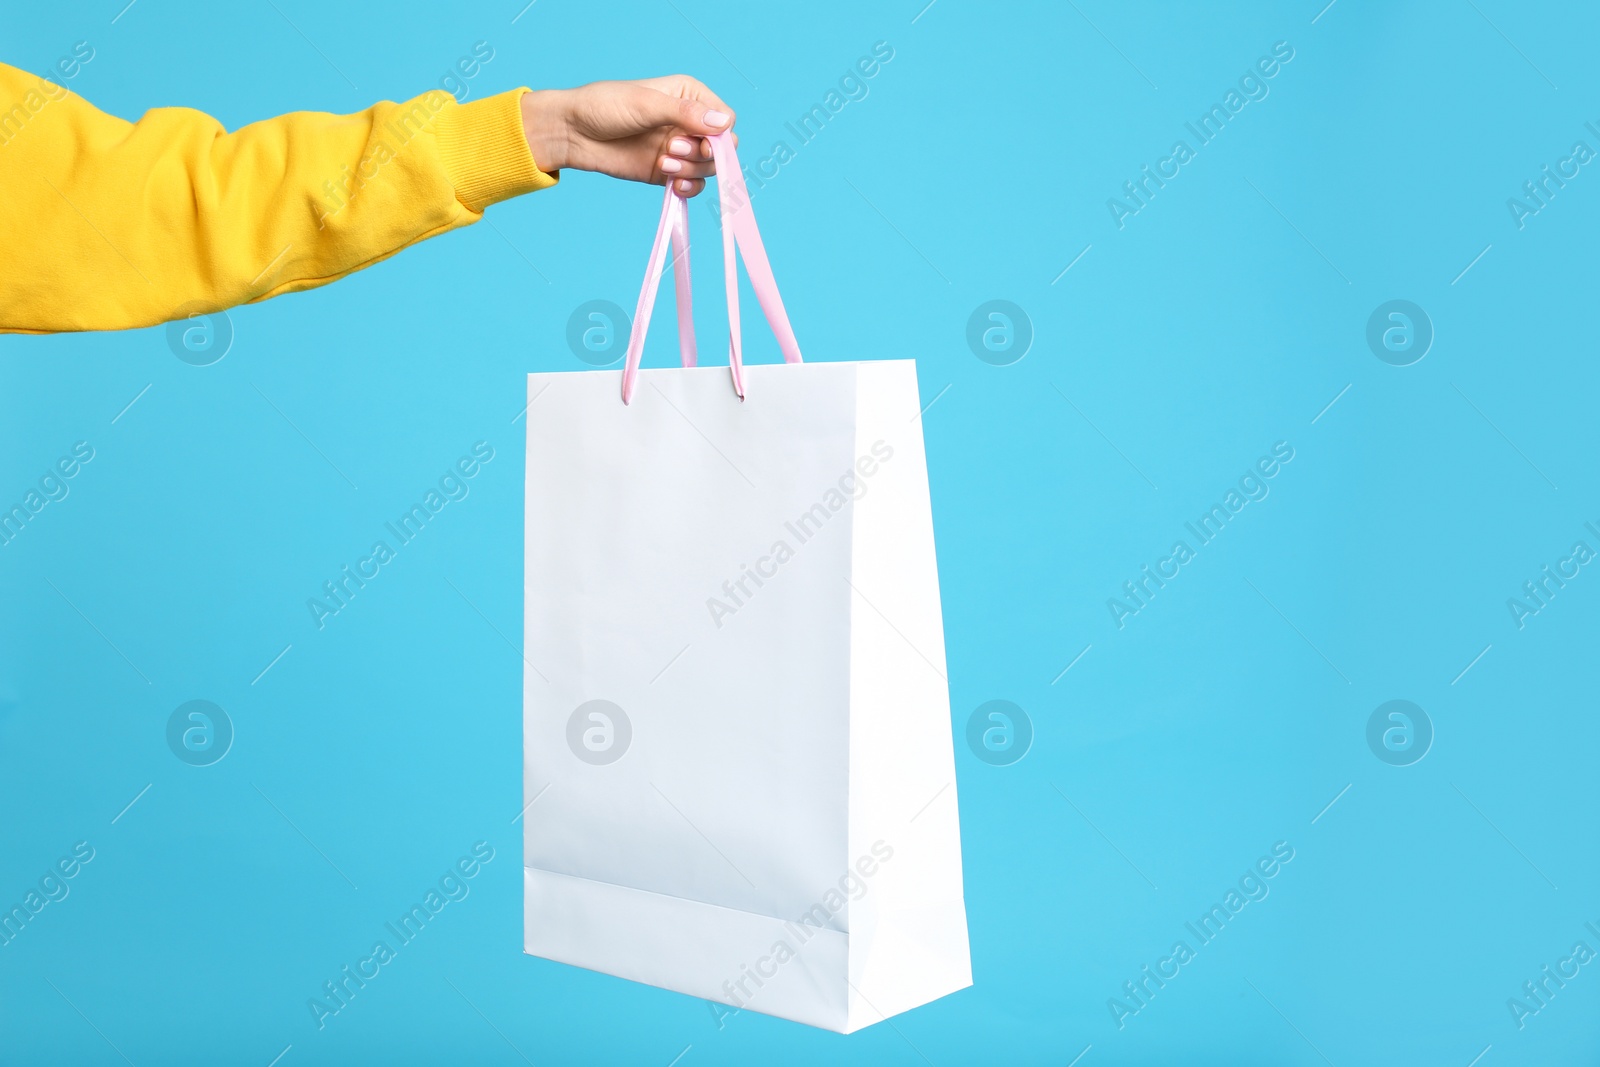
[519,75,735,198]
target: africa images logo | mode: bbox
[1106,442,1294,628]
[1106,40,1296,230]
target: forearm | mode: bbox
[0,64,556,334]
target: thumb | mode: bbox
[621,84,732,136]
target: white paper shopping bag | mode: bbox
[522,132,969,1032]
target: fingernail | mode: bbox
[704,110,729,128]
[677,179,695,193]
[668,137,693,155]
[660,156,683,173]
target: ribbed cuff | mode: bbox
[433,87,558,212]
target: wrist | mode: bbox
[519,89,570,174]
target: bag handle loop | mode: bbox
[620,130,802,404]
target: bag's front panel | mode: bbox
[524,362,863,927]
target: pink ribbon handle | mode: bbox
[621,130,803,404]
[621,187,695,391]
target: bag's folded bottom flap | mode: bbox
[524,866,969,1032]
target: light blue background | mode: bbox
[3,1,1597,1063]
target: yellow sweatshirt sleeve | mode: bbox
[0,62,558,334]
